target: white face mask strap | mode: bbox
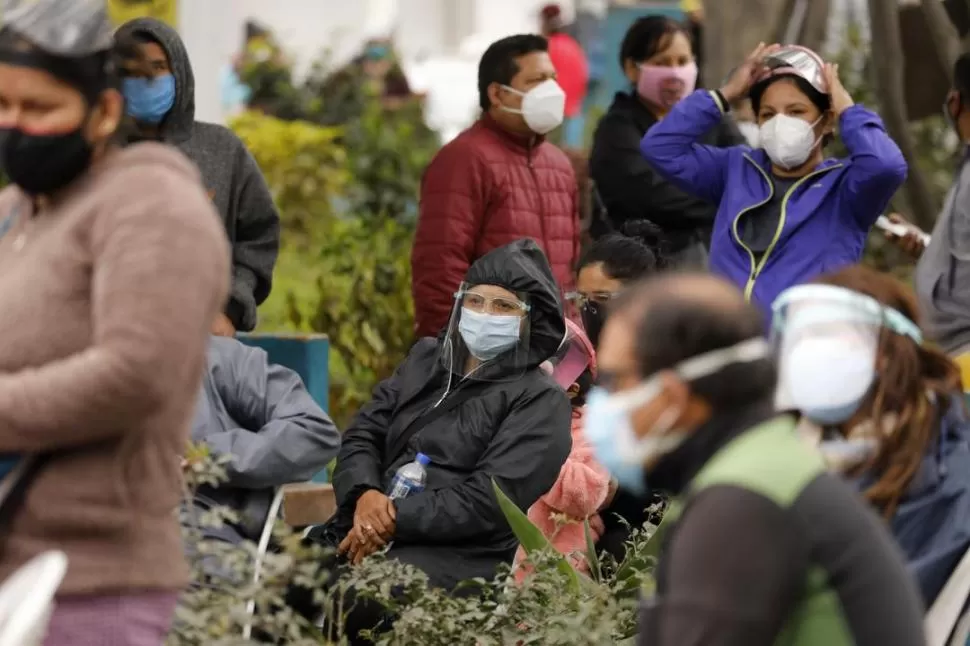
[677,337,771,382]
[609,337,769,411]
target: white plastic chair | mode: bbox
[0,550,68,646]
[242,487,285,640]
[926,544,970,646]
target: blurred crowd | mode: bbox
[4,0,970,645]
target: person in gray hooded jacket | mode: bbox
[187,336,340,547]
[116,17,280,334]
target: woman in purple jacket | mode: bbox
[640,43,907,315]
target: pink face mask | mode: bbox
[637,62,698,109]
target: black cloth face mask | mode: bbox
[581,300,606,349]
[0,125,93,196]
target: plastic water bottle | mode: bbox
[388,453,431,500]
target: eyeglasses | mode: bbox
[566,291,620,308]
[456,290,530,316]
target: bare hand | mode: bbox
[719,42,781,103]
[823,63,854,116]
[353,490,397,544]
[211,313,236,337]
[338,527,384,565]
[885,213,928,260]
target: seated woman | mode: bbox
[296,239,572,642]
[590,16,744,261]
[772,264,970,611]
[572,226,666,562]
[514,319,611,579]
[185,336,340,548]
[641,43,907,316]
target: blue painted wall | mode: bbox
[237,333,331,482]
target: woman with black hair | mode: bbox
[569,223,665,562]
[641,43,908,317]
[572,221,666,348]
[589,15,744,265]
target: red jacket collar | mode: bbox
[479,112,545,151]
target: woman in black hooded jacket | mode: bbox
[590,16,743,265]
[294,239,572,643]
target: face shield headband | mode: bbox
[771,284,922,345]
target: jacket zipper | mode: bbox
[732,155,844,302]
[526,141,548,244]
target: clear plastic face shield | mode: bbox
[771,284,923,426]
[542,320,594,391]
[440,282,533,382]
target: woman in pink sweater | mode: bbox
[515,320,614,579]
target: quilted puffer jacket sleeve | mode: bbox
[411,140,490,338]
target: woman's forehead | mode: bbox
[0,63,78,102]
[577,263,622,293]
[761,78,813,109]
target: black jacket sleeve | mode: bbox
[330,347,419,516]
[715,116,747,147]
[639,485,808,646]
[590,112,716,233]
[226,141,280,331]
[392,385,572,543]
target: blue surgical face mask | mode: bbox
[584,381,685,496]
[458,307,521,361]
[584,337,771,495]
[123,74,176,125]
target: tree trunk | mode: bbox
[869,0,939,230]
[921,0,960,81]
[701,0,790,88]
[796,0,831,52]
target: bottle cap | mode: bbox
[416,453,431,466]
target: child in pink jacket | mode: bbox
[514,320,614,580]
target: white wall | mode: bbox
[177,0,238,124]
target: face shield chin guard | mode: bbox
[770,283,923,421]
[438,282,533,383]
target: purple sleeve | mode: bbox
[639,90,738,204]
[838,105,908,228]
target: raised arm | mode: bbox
[392,386,572,543]
[411,143,489,338]
[202,338,340,489]
[640,43,785,205]
[638,90,736,205]
[824,63,907,228]
[0,168,229,452]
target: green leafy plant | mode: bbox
[232,51,436,427]
[172,450,660,644]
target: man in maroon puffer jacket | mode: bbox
[411,34,580,339]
